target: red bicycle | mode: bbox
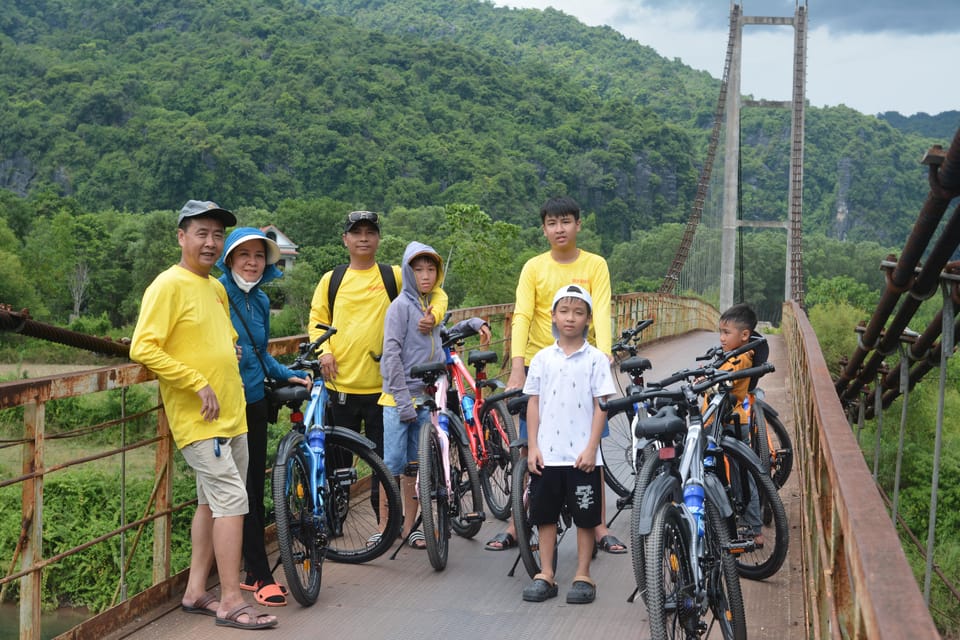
[441,319,519,521]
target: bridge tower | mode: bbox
[720,1,807,311]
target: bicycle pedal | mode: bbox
[463,511,486,523]
[615,496,632,510]
[725,539,755,555]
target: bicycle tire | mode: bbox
[763,406,793,489]
[722,443,789,580]
[450,427,484,539]
[644,502,695,640]
[704,499,747,640]
[419,422,450,571]
[512,455,542,579]
[478,400,518,521]
[323,433,402,564]
[600,411,634,497]
[751,402,772,477]
[272,436,322,606]
[629,443,662,600]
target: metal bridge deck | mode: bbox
[101,331,804,640]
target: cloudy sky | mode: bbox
[497,0,960,117]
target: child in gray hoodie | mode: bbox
[380,241,445,549]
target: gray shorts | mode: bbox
[180,434,250,518]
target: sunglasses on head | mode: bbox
[348,211,379,223]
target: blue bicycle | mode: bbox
[270,323,402,606]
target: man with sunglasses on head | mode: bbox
[308,211,448,518]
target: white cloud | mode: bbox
[497,1,960,116]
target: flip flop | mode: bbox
[596,534,628,554]
[215,604,278,630]
[484,531,517,551]
[180,592,218,617]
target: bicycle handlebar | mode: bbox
[481,387,523,406]
[611,318,654,353]
[291,323,337,372]
[601,362,775,417]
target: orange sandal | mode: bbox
[241,575,288,595]
[254,582,287,607]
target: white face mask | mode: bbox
[231,269,262,293]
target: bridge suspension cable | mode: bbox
[659,3,739,294]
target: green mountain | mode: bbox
[0,0,949,248]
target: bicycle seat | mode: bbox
[467,350,498,366]
[634,406,685,441]
[272,384,311,404]
[410,360,447,381]
[619,356,652,375]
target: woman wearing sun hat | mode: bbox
[217,227,310,607]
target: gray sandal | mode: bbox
[522,573,558,602]
[566,576,596,604]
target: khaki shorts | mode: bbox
[180,434,250,518]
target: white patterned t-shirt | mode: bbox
[523,340,617,466]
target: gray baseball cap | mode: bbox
[177,200,237,227]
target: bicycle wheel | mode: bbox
[644,502,695,640]
[419,422,450,571]
[704,499,747,640]
[723,445,789,580]
[750,402,772,477]
[763,405,793,489]
[478,400,518,521]
[323,433,402,564]
[272,438,322,606]
[629,443,662,600]
[512,455,541,579]
[600,411,634,497]
[450,427,484,539]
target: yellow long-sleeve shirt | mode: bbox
[308,264,447,395]
[130,265,247,449]
[511,250,612,364]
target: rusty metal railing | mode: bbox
[0,292,716,639]
[782,301,939,639]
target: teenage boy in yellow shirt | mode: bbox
[485,196,625,554]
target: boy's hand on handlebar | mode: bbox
[478,322,492,348]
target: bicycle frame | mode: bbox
[416,364,455,501]
[445,344,507,468]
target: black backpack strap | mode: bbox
[327,262,398,314]
[327,264,349,314]
[378,263,398,302]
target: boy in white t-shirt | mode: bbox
[520,285,617,605]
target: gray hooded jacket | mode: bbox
[380,241,445,421]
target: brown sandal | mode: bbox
[180,592,218,617]
[215,604,278,630]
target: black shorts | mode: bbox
[527,465,602,529]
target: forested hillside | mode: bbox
[1,0,946,242]
[0,0,950,329]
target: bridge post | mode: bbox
[19,401,44,640]
[152,407,173,584]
